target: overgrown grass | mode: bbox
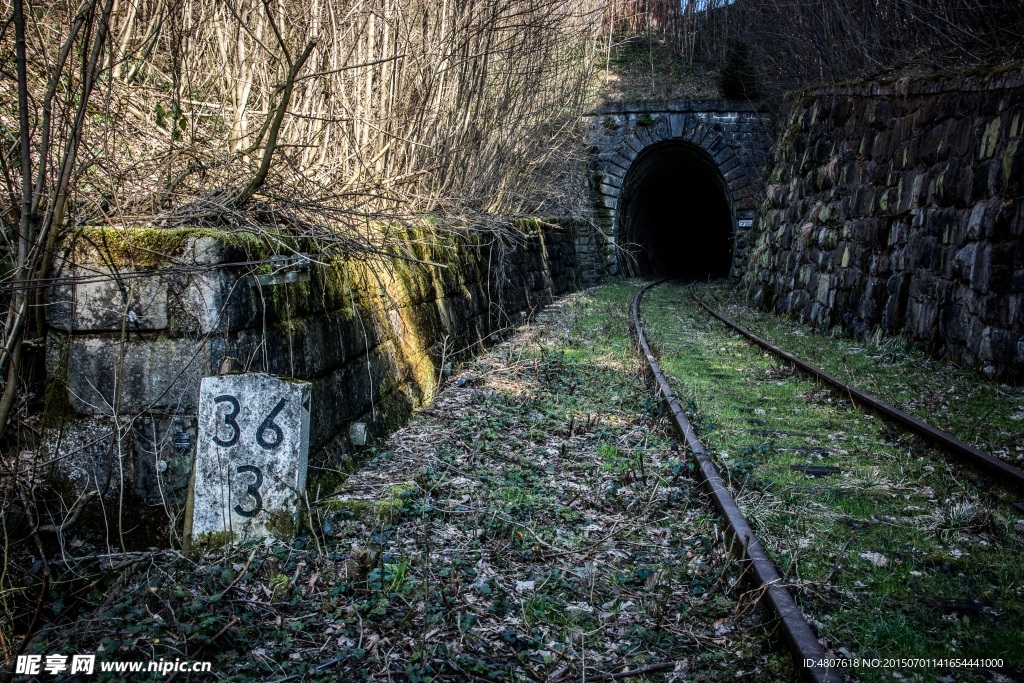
[642,281,1024,682]
[596,36,720,103]
[697,281,1024,467]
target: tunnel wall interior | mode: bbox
[617,141,734,279]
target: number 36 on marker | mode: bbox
[212,395,287,450]
[189,373,311,542]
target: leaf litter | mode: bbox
[27,283,792,681]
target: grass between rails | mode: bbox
[696,282,1024,468]
[640,281,1024,682]
[23,282,792,682]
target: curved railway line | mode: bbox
[632,279,1024,683]
[632,281,835,683]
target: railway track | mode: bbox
[631,281,835,683]
[633,280,1024,682]
[690,292,1024,493]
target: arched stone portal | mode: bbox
[617,141,733,278]
[584,101,772,277]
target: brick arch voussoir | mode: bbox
[618,122,729,170]
[615,122,745,207]
[683,124,747,204]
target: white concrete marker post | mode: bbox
[189,373,311,543]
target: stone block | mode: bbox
[635,125,655,148]
[65,336,208,415]
[990,264,1013,295]
[1003,137,1022,194]
[856,281,881,322]
[46,417,117,495]
[47,266,168,332]
[624,134,645,155]
[920,126,946,166]
[717,154,741,175]
[189,373,311,543]
[297,311,352,376]
[952,244,976,282]
[940,305,968,343]
[977,326,1014,365]
[610,152,633,172]
[908,298,939,340]
[172,269,258,335]
[970,243,993,293]
[667,114,688,139]
[905,171,927,213]
[815,273,833,305]
[990,200,1018,240]
[882,274,910,331]
[871,132,889,161]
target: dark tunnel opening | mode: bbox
[617,140,734,279]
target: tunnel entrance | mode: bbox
[616,140,733,279]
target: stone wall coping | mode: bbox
[584,99,768,117]
[792,65,1024,100]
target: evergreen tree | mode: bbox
[718,42,761,100]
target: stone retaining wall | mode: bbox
[43,218,602,543]
[744,68,1024,381]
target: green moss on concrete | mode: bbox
[319,498,372,517]
[376,483,415,523]
[266,508,300,541]
[195,530,237,549]
[318,483,414,523]
[71,225,277,267]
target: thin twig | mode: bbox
[548,661,676,683]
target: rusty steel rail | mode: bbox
[691,292,1024,492]
[631,282,835,683]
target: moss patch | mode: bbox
[318,483,414,524]
[195,529,237,549]
[69,225,278,267]
[266,508,300,541]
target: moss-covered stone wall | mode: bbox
[42,218,602,545]
[745,68,1024,381]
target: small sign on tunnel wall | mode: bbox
[187,373,311,544]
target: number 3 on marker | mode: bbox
[233,465,264,517]
[212,395,241,447]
